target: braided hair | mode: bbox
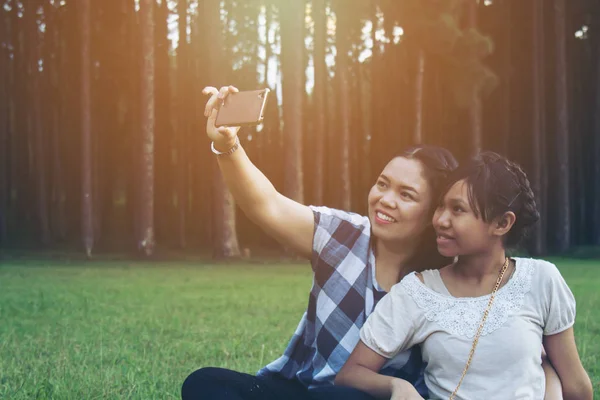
[444,151,540,248]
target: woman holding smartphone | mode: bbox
[181,86,562,400]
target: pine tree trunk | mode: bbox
[0,6,8,245]
[32,12,50,246]
[531,0,547,255]
[126,0,141,249]
[12,5,28,231]
[19,4,37,236]
[553,0,571,252]
[205,0,240,259]
[594,33,600,245]
[189,9,206,244]
[81,0,94,257]
[154,0,172,246]
[468,0,482,154]
[312,0,326,206]
[414,49,425,144]
[279,0,305,206]
[370,10,384,175]
[48,3,67,241]
[176,0,188,249]
[138,0,156,256]
[501,1,512,157]
[4,7,16,243]
[193,4,213,246]
[358,62,372,214]
[335,4,351,211]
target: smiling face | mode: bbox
[367,157,433,244]
[432,179,495,257]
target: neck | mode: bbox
[374,236,420,277]
[453,244,507,281]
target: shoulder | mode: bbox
[516,257,563,283]
[395,272,427,298]
[309,206,370,230]
[310,206,372,273]
[310,206,371,250]
[515,258,573,303]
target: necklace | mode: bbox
[449,257,510,400]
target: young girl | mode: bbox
[336,151,593,399]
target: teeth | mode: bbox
[377,212,396,222]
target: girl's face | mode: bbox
[367,157,433,244]
[432,179,494,257]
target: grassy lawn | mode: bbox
[0,257,598,399]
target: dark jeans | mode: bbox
[181,367,377,400]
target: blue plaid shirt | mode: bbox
[258,206,427,394]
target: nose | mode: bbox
[434,207,451,229]
[379,192,397,209]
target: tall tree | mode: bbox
[279,0,305,206]
[467,0,482,153]
[312,0,327,205]
[138,0,156,256]
[32,0,50,245]
[553,0,571,252]
[531,0,547,255]
[206,0,240,258]
[334,1,351,210]
[414,49,425,144]
[154,0,173,246]
[0,0,8,245]
[176,0,188,249]
[125,0,141,248]
[501,0,512,156]
[81,0,94,256]
[594,23,600,245]
[46,0,67,241]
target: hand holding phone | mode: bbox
[202,86,270,151]
[214,88,269,128]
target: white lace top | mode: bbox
[360,258,576,400]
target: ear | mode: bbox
[490,212,516,238]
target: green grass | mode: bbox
[0,258,598,399]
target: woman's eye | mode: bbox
[453,206,464,213]
[377,181,387,189]
[401,191,413,200]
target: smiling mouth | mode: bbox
[376,211,396,223]
[436,233,454,240]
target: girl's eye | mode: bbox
[377,181,387,189]
[453,206,465,213]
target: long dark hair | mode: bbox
[400,145,458,270]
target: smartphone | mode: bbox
[215,88,270,128]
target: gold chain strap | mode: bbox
[449,257,510,400]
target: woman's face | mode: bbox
[367,157,433,244]
[432,179,494,257]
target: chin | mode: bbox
[437,246,458,258]
[371,225,396,242]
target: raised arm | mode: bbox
[543,328,593,400]
[202,86,314,258]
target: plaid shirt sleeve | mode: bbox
[309,206,371,274]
